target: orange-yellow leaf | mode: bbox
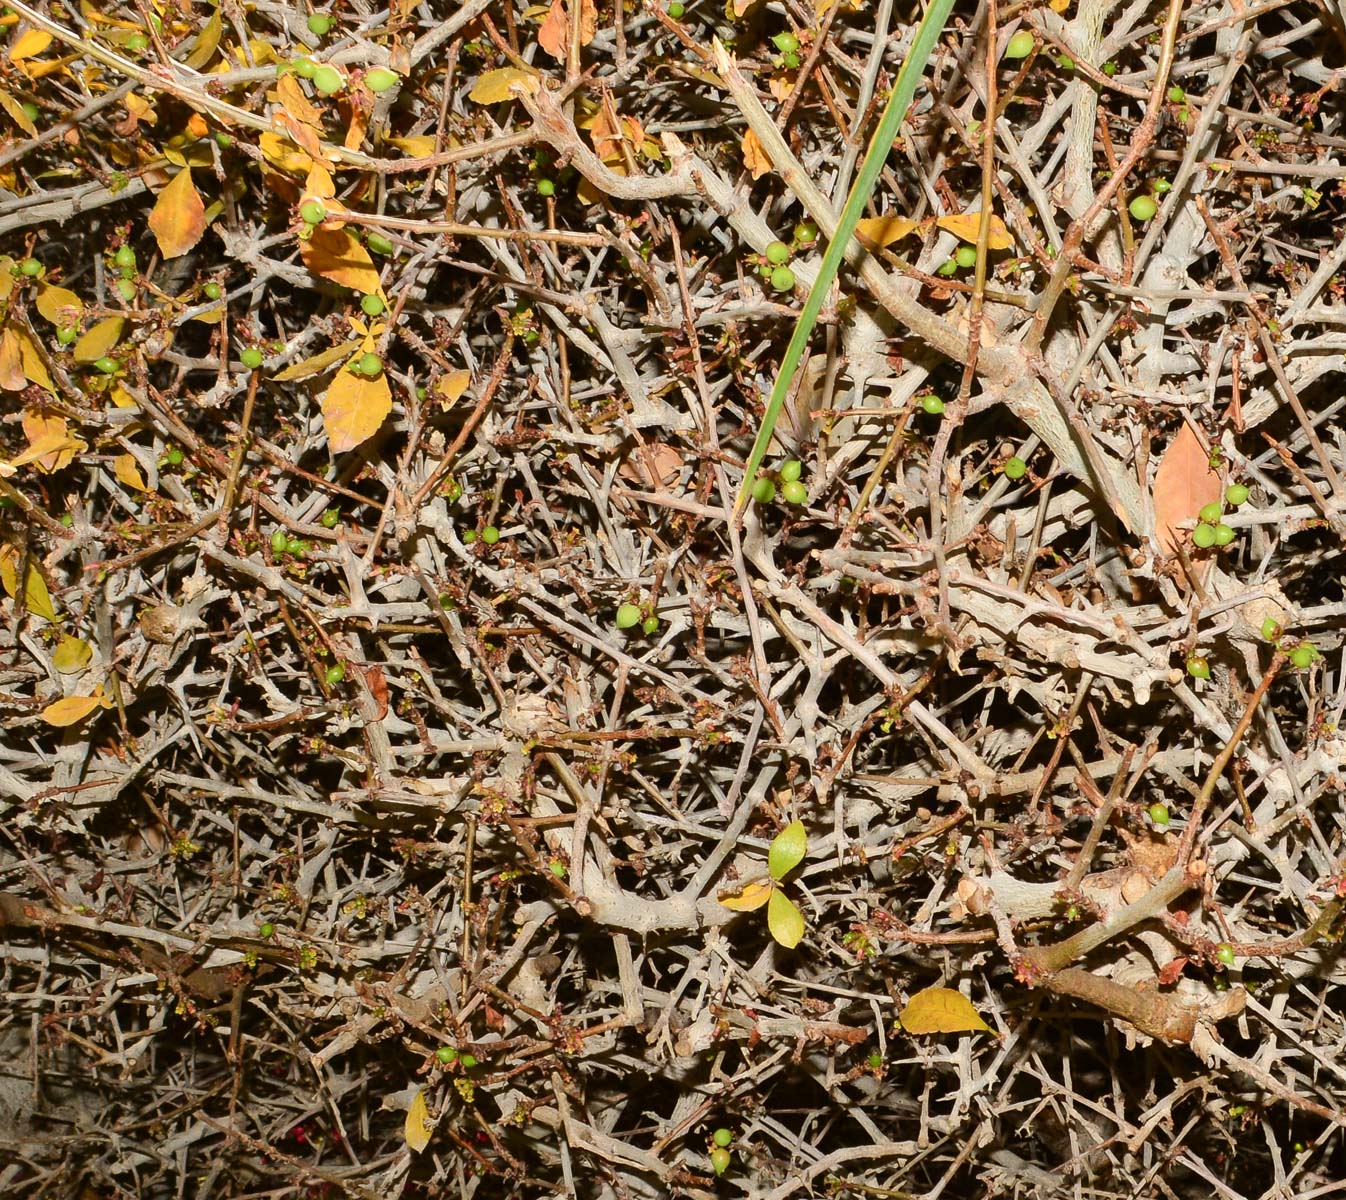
[537,0,597,59]
[35,284,84,327]
[322,362,392,452]
[468,66,540,105]
[0,87,36,136]
[114,452,149,492]
[271,339,362,382]
[741,128,771,180]
[437,369,471,405]
[149,168,206,259]
[855,215,920,248]
[899,986,991,1035]
[301,227,382,294]
[404,1089,433,1153]
[0,326,24,390]
[935,212,1014,250]
[304,163,336,200]
[259,131,313,174]
[9,29,52,62]
[52,634,92,673]
[73,316,125,364]
[13,323,53,392]
[767,887,805,948]
[109,383,138,409]
[718,877,773,912]
[124,91,156,126]
[386,134,437,157]
[22,411,79,473]
[0,546,57,622]
[42,692,102,727]
[1152,422,1222,555]
[277,73,323,127]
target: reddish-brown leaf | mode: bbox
[1152,422,1221,555]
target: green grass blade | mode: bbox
[735,0,959,513]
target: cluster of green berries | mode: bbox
[270,528,310,558]
[759,239,796,293]
[936,243,981,277]
[1191,485,1249,549]
[751,457,807,506]
[771,30,802,70]
[462,525,501,546]
[435,1046,479,1068]
[1128,180,1172,223]
[615,602,660,635]
[710,1128,733,1176]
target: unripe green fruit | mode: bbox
[19,257,41,277]
[668,0,684,15]
[125,32,148,52]
[20,101,38,122]
[1215,943,1235,966]
[782,51,800,69]
[286,537,307,557]
[710,1147,731,1175]
[769,265,796,291]
[793,220,817,243]
[366,232,395,255]
[459,1053,478,1069]
[365,67,399,93]
[164,447,184,466]
[779,459,803,483]
[114,245,136,269]
[312,65,344,95]
[93,356,119,374]
[1212,523,1235,546]
[616,603,642,629]
[867,1052,883,1069]
[1191,522,1216,549]
[355,351,382,376]
[1003,455,1027,480]
[1152,178,1172,195]
[1198,501,1222,523]
[1290,644,1315,669]
[299,199,327,225]
[1261,617,1280,641]
[259,922,275,938]
[1004,30,1034,59]
[713,1127,733,1148]
[751,477,776,504]
[462,529,477,544]
[321,507,340,528]
[241,347,264,370]
[1167,84,1185,103]
[1186,655,1210,679]
[936,258,958,276]
[641,615,659,634]
[307,13,333,35]
[436,1046,458,1064]
[781,479,808,505]
[1226,483,1249,505]
[56,326,76,345]
[481,525,500,544]
[954,245,978,268]
[215,131,233,148]
[204,281,222,300]
[271,529,289,554]
[765,240,791,265]
[1057,54,1074,69]
[1102,61,1116,75]
[1147,802,1170,826]
[361,293,385,316]
[116,278,137,302]
[293,56,317,79]
[771,31,800,53]
[537,177,555,197]
[325,663,345,684]
[921,394,946,415]
[1128,194,1158,221]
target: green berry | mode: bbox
[1167,84,1185,103]
[867,1052,883,1069]
[20,101,38,122]
[751,477,776,504]
[713,1127,733,1148]
[93,356,119,374]
[1057,54,1074,69]
[954,245,978,269]
[325,663,345,685]
[779,459,803,483]
[365,67,399,93]
[1129,194,1158,222]
[164,447,185,466]
[1147,802,1170,827]
[1102,61,1116,75]
[446,481,463,503]
[462,529,477,544]
[307,13,333,36]
[1290,644,1315,669]
[1212,523,1235,547]
[769,265,796,291]
[1186,655,1210,679]
[459,1053,478,1069]
[936,258,958,276]
[56,326,77,346]
[215,132,233,148]
[116,278,137,302]
[355,351,382,377]
[1003,455,1027,480]
[641,615,659,634]
[321,507,340,528]
[1198,501,1222,523]
[114,245,136,269]
[616,603,642,629]
[481,525,500,544]
[921,394,946,415]
[1152,178,1172,195]
[436,1046,458,1064]
[293,56,317,79]
[1004,30,1034,59]
[1226,483,1249,505]
[259,922,275,938]
[271,529,289,554]
[59,513,73,527]
[765,240,791,266]
[793,220,818,243]
[1260,617,1281,641]
[668,0,684,14]
[361,293,385,316]
[286,537,307,557]
[782,51,801,69]
[312,65,344,95]
[1191,522,1216,549]
[781,479,808,505]
[366,232,395,255]
[771,31,800,53]
[241,347,264,370]
[19,257,41,277]
[1215,943,1235,966]
[299,199,327,226]
[125,32,149,53]
[204,281,222,300]
[537,177,555,197]
[710,1146,731,1176]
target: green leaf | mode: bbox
[898,987,991,1035]
[768,819,807,882]
[767,887,805,949]
[733,0,959,513]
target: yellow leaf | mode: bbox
[934,212,1014,250]
[149,168,207,259]
[404,1089,433,1153]
[468,66,540,104]
[8,29,52,62]
[301,227,382,294]
[0,326,24,390]
[74,316,125,364]
[53,634,92,674]
[767,887,805,948]
[184,5,222,70]
[0,546,58,622]
[741,128,771,180]
[855,215,920,248]
[114,452,149,492]
[13,322,53,393]
[259,131,312,174]
[109,383,138,409]
[0,258,14,302]
[304,163,336,200]
[386,134,437,157]
[35,284,84,327]
[1050,0,1070,10]
[322,362,392,452]
[278,73,323,128]
[22,411,80,473]
[271,339,362,382]
[898,986,991,1035]
[437,369,471,405]
[125,91,156,126]
[41,692,102,727]
[718,877,773,912]
[0,87,36,136]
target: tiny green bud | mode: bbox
[320,507,340,528]
[641,615,659,634]
[325,663,345,685]
[56,326,77,346]
[461,529,477,544]
[1260,617,1281,641]
[259,922,276,938]
[164,447,185,466]
[459,1053,478,1069]
[793,220,818,243]
[19,257,42,277]
[936,258,959,276]
[537,177,555,197]
[1290,644,1315,669]
[215,131,233,148]
[271,529,289,554]
[921,394,946,415]
[866,1052,883,1069]
[1167,84,1185,103]
[114,245,137,269]
[1215,943,1236,966]
[116,278,137,302]
[93,356,120,374]
[125,32,149,53]
[1152,178,1172,195]
[204,281,222,300]
[782,50,801,69]
[771,31,800,53]
[667,0,684,15]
